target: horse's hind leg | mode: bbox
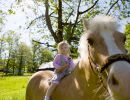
[26,71,53,100]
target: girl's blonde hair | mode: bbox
[57,41,70,55]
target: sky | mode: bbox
[0,0,43,46]
[0,0,130,47]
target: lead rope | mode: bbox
[87,45,109,95]
[88,45,99,75]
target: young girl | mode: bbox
[44,41,75,100]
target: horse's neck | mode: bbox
[72,58,99,88]
[69,59,103,99]
[74,59,108,99]
[52,59,105,100]
[73,59,90,81]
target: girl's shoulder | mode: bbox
[55,54,62,57]
[55,54,64,58]
[56,54,68,59]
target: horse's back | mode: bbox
[26,71,53,100]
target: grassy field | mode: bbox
[0,75,31,100]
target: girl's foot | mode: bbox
[44,96,50,100]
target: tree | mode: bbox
[29,40,41,72]
[16,42,32,75]
[27,0,130,57]
[1,30,20,75]
[0,34,6,59]
[40,48,53,63]
[29,40,54,72]
[125,23,130,51]
[0,8,7,59]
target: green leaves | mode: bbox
[0,17,3,24]
[122,1,126,5]
[8,9,15,14]
[0,10,3,14]
[125,24,130,51]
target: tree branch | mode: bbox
[106,0,119,15]
[71,0,81,36]
[123,0,130,2]
[27,15,45,29]
[63,0,74,22]
[117,2,121,10]
[79,0,99,14]
[32,39,54,47]
[57,0,63,42]
[65,10,74,23]
[62,22,75,26]
[27,12,55,29]
[45,0,59,43]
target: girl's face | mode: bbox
[60,44,69,55]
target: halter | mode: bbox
[88,44,130,94]
[88,44,130,74]
[101,54,130,72]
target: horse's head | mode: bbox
[79,15,130,100]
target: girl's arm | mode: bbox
[55,63,69,73]
[53,54,69,73]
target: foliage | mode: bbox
[0,34,6,59]
[30,0,130,58]
[40,48,53,62]
[27,41,54,72]
[0,31,54,74]
[125,23,130,51]
[8,9,15,14]
[0,9,6,27]
[15,42,33,75]
[0,59,4,69]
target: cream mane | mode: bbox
[89,15,117,32]
[78,15,118,60]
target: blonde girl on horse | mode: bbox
[44,41,75,100]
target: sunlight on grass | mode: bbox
[0,76,31,100]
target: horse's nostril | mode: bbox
[109,74,119,85]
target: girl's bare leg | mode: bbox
[44,83,58,100]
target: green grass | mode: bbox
[0,75,30,100]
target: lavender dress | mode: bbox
[51,54,75,84]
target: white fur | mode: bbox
[100,31,122,56]
[78,33,89,59]
[79,15,121,58]
[89,15,117,32]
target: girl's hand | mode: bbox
[55,63,69,73]
[68,57,72,60]
[63,62,69,68]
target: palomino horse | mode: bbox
[26,15,130,100]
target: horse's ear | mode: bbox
[82,18,89,31]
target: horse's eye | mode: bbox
[123,36,126,42]
[87,38,94,46]
[121,34,126,43]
